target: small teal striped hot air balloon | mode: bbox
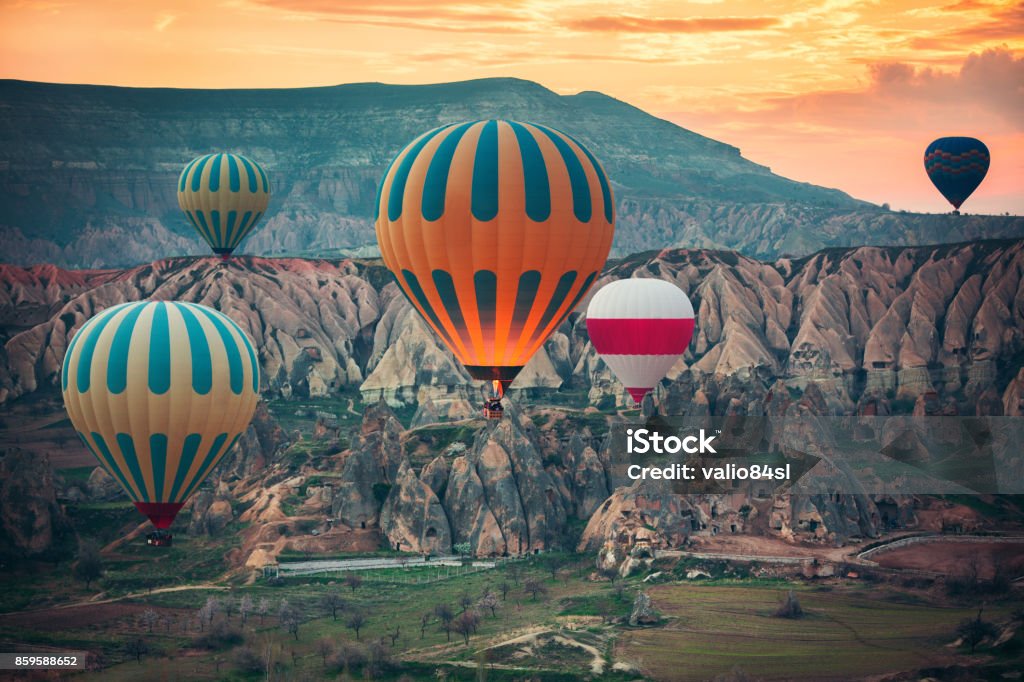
[62,301,260,532]
[178,153,271,260]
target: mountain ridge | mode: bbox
[5,77,1021,269]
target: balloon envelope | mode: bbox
[178,153,271,258]
[374,120,615,393]
[586,278,695,404]
[62,301,260,528]
[924,137,989,210]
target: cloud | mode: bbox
[737,47,1024,132]
[913,1,1024,47]
[154,13,175,32]
[248,0,536,32]
[564,14,779,34]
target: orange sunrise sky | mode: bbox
[1,0,1021,214]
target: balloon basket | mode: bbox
[481,379,506,419]
[146,530,173,547]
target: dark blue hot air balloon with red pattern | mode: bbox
[924,137,989,212]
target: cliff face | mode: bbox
[3,243,1022,562]
[2,78,1022,269]
[3,241,1022,414]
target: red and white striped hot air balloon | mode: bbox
[586,278,695,405]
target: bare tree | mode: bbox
[612,578,626,602]
[458,592,473,614]
[507,563,522,585]
[596,599,616,624]
[346,611,367,641]
[239,595,253,625]
[324,592,346,621]
[315,637,333,666]
[434,603,454,625]
[452,611,479,646]
[124,638,148,663]
[420,612,432,639]
[388,625,401,646]
[344,572,363,593]
[197,597,219,632]
[366,639,393,678]
[328,642,366,675]
[499,582,511,601]
[74,540,103,589]
[433,603,454,641]
[957,607,998,654]
[222,596,236,621]
[140,609,159,633]
[544,554,564,582]
[279,599,300,640]
[523,579,548,601]
[257,597,270,624]
[478,593,499,617]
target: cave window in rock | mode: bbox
[425,527,437,538]
[730,524,737,533]
[877,501,898,529]
[690,519,700,531]
[711,505,718,519]
[360,521,366,529]
[872,361,889,369]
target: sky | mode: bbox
[1,0,1021,214]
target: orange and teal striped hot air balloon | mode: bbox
[374,120,615,410]
[62,301,259,531]
[177,153,271,260]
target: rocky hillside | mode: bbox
[4,243,1024,563]
[2,78,1022,268]
[3,242,1023,415]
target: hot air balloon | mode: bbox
[178,153,271,260]
[62,301,259,545]
[924,137,989,213]
[586,278,695,405]
[375,120,615,418]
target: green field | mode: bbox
[617,583,1019,681]
[2,545,1021,681]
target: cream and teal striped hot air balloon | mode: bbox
[62,301,259,530]
[177,153,271,260]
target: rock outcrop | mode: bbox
[0,449,72,559]
[5,241,1024,411]
[331,401,404,529]
[380,460,452,555]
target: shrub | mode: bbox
[193,621,243,650]
[774,590,803,619]
[235,646,265,674]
